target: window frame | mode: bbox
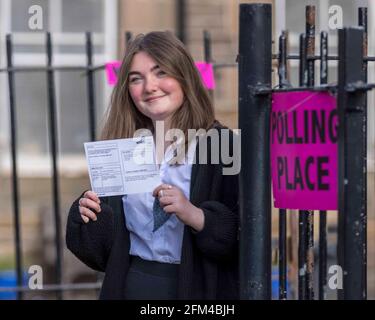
[0,0,118,176]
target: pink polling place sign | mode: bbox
[270,91,338,210]
[105,61,215,90]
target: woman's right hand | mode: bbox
[78,190,101,223]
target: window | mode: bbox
[0,0,118,175]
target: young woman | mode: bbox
[66,31,239,300]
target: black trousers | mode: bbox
[124,255,179,300]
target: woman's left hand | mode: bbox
[152,184,204,232]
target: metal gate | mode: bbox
[239,3,369,300]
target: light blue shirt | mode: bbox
[122,140,196,264]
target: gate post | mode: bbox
[238,3,272,299]
[337,27,367,300]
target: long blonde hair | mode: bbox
[100,31,216,150]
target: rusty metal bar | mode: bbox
[299,34,308,88]
[304,5,315,300]
[305,210,314,300]
[306,5,315,87]
[358,6,368,299]
[318,31,328,300]
[297,33,307,300]
[271,54,375,62]
[277,30,288,300]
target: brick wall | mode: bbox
[186,0,238,129]
[185,0,275,129]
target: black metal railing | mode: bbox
[239,3,369,300]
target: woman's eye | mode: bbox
[129,77,141,83]
[157,70,167,77]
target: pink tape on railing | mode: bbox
[194,62,215,90]
[104,60,215,90]
[105,61,121,85]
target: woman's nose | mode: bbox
[144,76,158,93]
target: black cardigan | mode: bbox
[66,124,239,299]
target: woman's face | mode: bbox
[128,51,184,126]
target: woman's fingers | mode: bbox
[159,195,174,207]
[79,206,98,222]
[78,192,101,223]
[152,184,173,197]
[79,197,101,213]
[163,204,175,213]
[83,190,100,204]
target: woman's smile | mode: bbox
[145,94,167,103]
